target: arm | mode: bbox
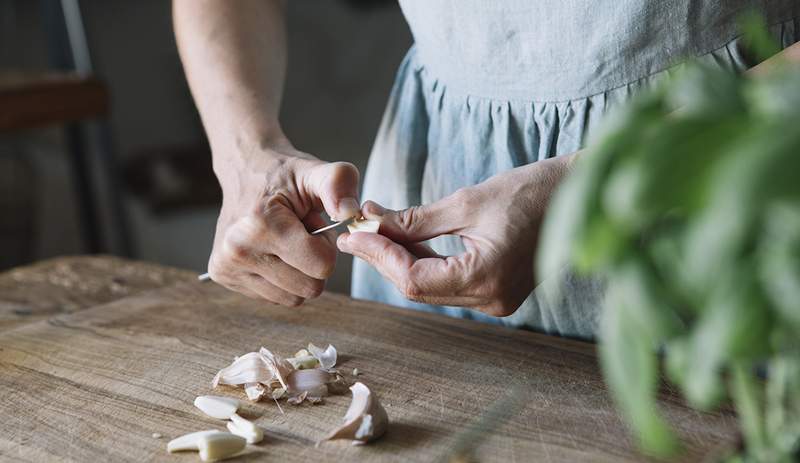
[174,0,361,305]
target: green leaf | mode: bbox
[599,285,680,457]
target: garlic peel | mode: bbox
[212,352,272,388]
[308,343,337,370]
[324,382,388,444]
[194,396,240,420]
[244,383,266,401]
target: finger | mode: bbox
[249,253,325,299]
[242,199,338,279]
[301,161,361,221]
[338,232,481,305]
[242,273,305,307]
[361,192,471,243]
[404,241,442,259]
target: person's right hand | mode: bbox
[207,138,360,306]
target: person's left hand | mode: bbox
[337,156,572,317]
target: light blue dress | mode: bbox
[352,0,799,340]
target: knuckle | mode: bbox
[402,278,424,301]
[304,280,325,299]
[398,206,425,236]
[450,187,478,210]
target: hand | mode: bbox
[337,157,571,316]
[208,138,360,306]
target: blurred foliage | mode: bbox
[538,20,800,462]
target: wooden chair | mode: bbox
[0,0,133,255]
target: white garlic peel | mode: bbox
[167,430,226,453]
[308,343,337,370]
[324,382,388,444]
[347,218,380,234]
[226,413,263,444]
[197,432,247,462]
[194,395,240,420]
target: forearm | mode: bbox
[173,0,288,166]
[747,41,800,76]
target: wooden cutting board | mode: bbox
[0,257,737,462]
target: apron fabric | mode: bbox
[352,0,800,340]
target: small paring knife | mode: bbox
[197,216,356,282]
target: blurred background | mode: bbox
[0,0,412,294]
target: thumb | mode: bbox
[304,161,361,221]
[360,196,464,244]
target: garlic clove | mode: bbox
[347,218,380,234]
[324,382,388,444]
[196,432,247,462]
[287,354,319,370]
[194,395,240,419]
[167,430,225,453]
[307,343,337,370]
[286,368,332,395]
[212,352,272,388]
[226,413,263,444]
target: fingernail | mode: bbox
[363,201,386,219]
[336,234,350,252]
[338,198,361,220]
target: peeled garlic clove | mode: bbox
[347,218,380,234]
[325,382,388,444]
[307,343,337,370]
[194,395,240,419]
[212,352,273,388]
[196,432,246,462]
[167,430,225,453]
[226,413,263,444]
[286,368,332,395]
[287,355,319,370]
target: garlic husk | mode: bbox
[347,218,380,234]
[196,432,246,462]
[258,347,293,390]
[324,382,388,444]
[226,413,263,444]
[167,430,224,453]
[193,396,240,420]
[244,383,266,401]
[212,352,272,388]
[307,343,337,370]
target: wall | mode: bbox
[0,0,413,295]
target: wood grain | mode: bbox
[0,256,193,333]
[0,257,738,462]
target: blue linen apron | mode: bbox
[352,0,799,340]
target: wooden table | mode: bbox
[0,257,738,462]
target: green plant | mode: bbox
[538,30,800,462]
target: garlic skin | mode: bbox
[196,432,247,462]
[307,343,337,370]
[226,413,263,444]
[194,396,240,420]
[324,382,388,444]
[167,430,224,453]
[347,218,380,234]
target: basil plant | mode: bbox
[538,41,800,461]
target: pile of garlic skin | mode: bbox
[166,343,388,462]
[213,343,346,405]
